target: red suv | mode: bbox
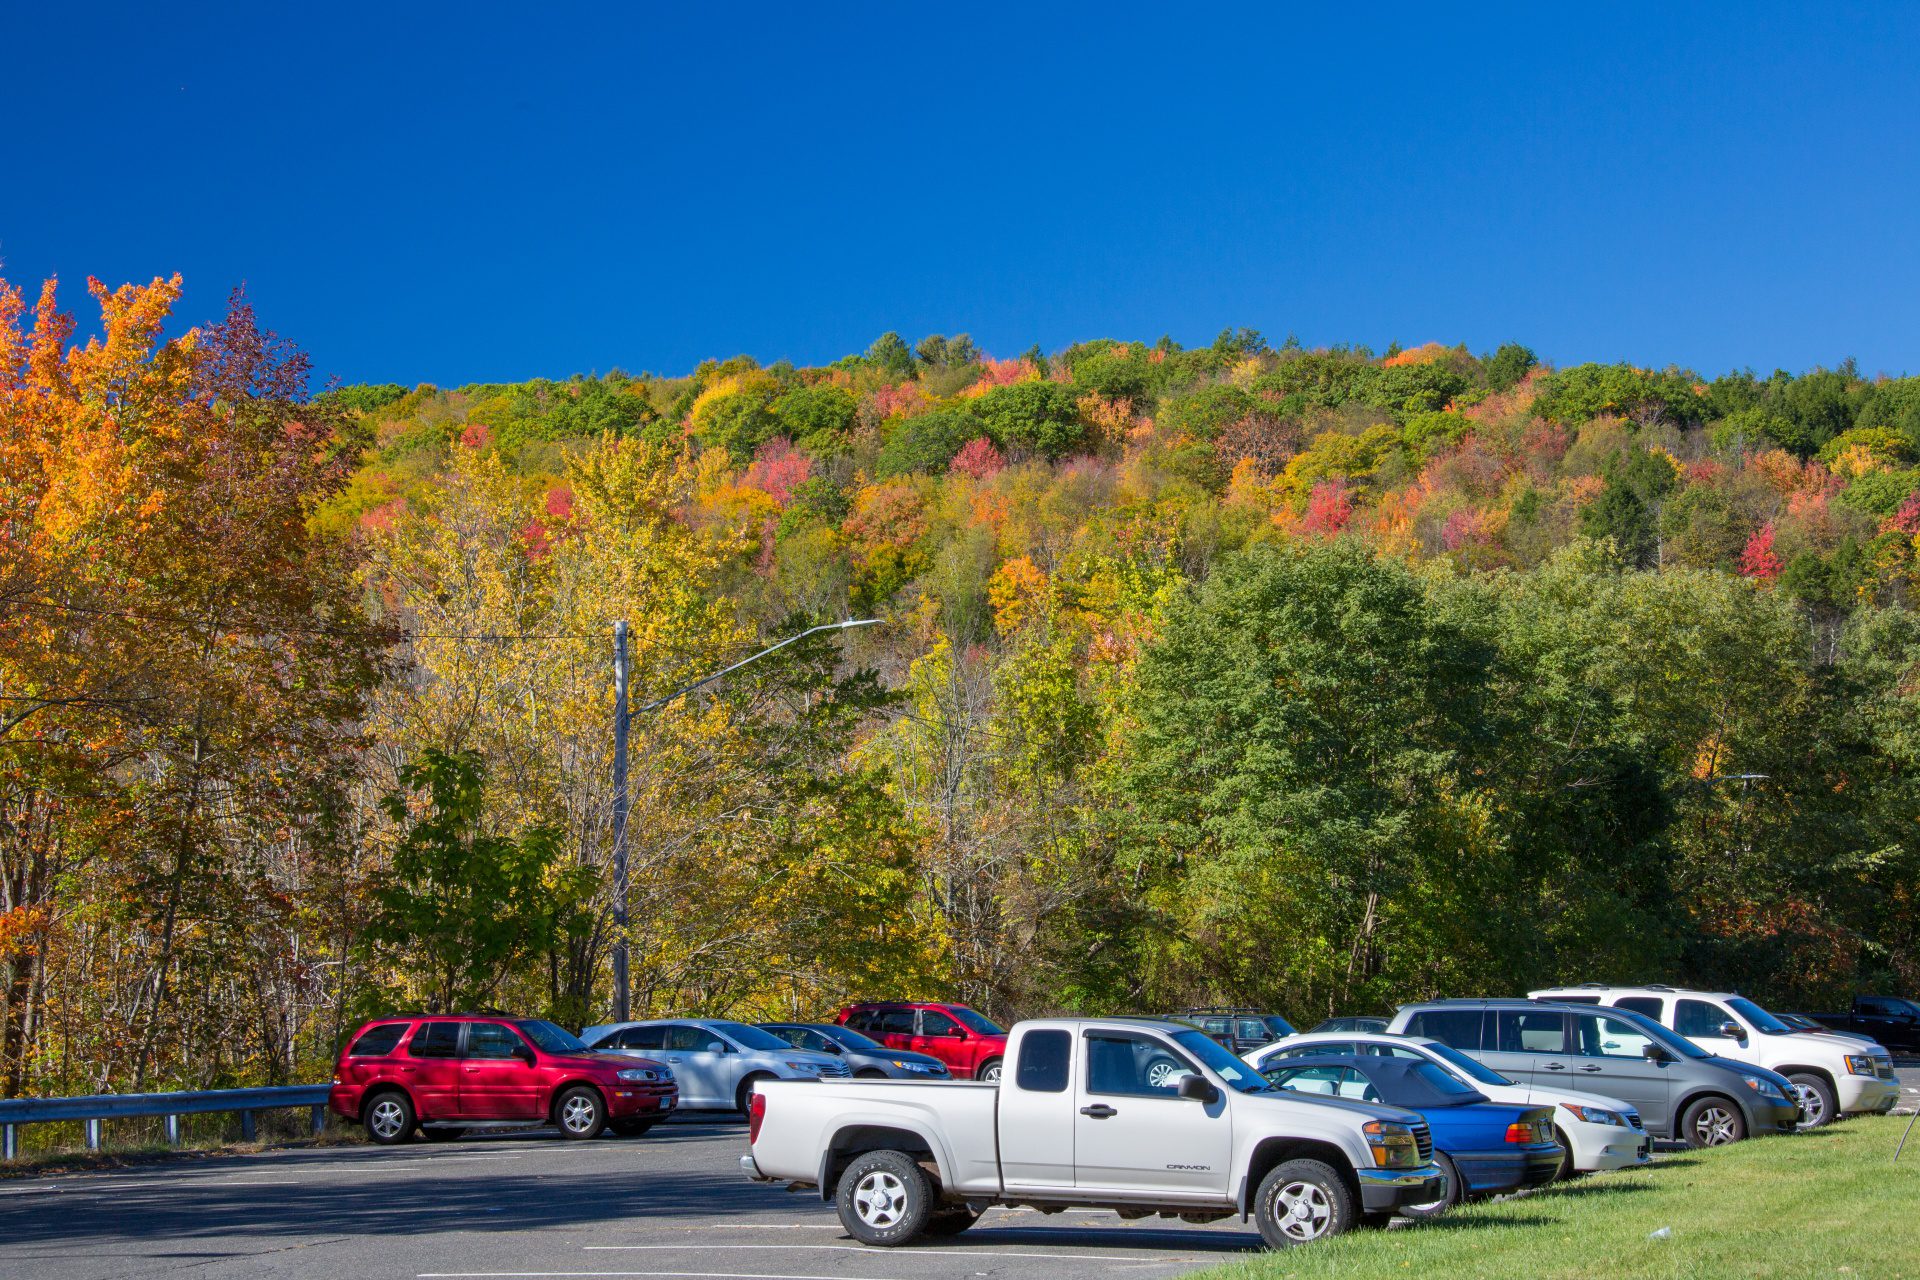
[833,1002,1008,1081]
[329,1014,678,1144]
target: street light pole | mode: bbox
[607,617,879,1022]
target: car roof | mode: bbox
[1398,998,1608,1013]
[1275,1031,1443,1049]
[1532,985,1741,1000]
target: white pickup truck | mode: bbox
[741,1016,1444,1249]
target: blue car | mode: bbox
[1261,1054,1561,1219]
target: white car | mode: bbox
[1529,985,1900,1129]
[1246,1032,1650,1177]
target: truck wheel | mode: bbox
[1253,1158,1353,1247]
[554,1086,607,1140]
[975,1059,1003,1083]
[923,1206,981,1236]
[1681,1095,1746,1148]
[1788,1074,1836,1130]
[364,1091,415,1145]
[836,1150,933,1246]
[1397,1152,1459,1221]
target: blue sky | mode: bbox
[3,3,1916,387]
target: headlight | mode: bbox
[1363,1120,1421,1169]
[615,1068,661,1083]
[1560,1103,1623,1126]
[783,1060,824,1074]
[1845,1054,1878,1077]
[1742,1074,1786,1099]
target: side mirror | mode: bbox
[1177,1073,1220,1104]
[1717,1021,1747,1041]
[706,1041,727,1054]
[515,1045,536,1066]
[1642,1042,1670,1061]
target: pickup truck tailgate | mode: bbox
[749,1079,1003,1197]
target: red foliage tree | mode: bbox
[1739,522,1783,579]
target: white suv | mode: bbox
[1529,985,1898,1129]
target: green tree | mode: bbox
[973,382,1086,459]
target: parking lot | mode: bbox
[0,1115,1265,1280]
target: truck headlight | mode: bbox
[1363,1120,1421,1169]
[616,1068,661,1083]
[1844,1054,1878,1077]
[1560,1103,1623,1126]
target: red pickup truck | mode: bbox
[834,1001,1009,1081]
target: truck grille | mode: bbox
[1875,1056,1895,1080]
[1410,1121,1433,1162]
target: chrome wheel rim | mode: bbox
[1694,1106,1738,1145]
[978,1062,1001,1082]
[1792,1083,1827,1128]
[368,1099,406,1140]
[1146,1059,1182,1089]
[561,1095,597,1133]
[1273,1181,1333,1242]
[853,1170,909,1228]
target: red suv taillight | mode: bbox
[747,1090,767,1144]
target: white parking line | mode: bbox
[583,1244,1210,1263]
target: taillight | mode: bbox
[747,1090,767,1144]
[1505,1121,1535,1144]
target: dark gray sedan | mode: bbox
[759,1022,951,1079]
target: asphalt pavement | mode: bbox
[0,1114,1263,1280]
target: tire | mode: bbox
[835,1149,933,1246]
[609,1119,656,1138]
[736,1074,775,1116]
[975,1059,1003,1084]
[1144,1056,1185,1090]
[1552,1127,1583,1181]
[363,1091,415,1146]
[923,1206,981,1236]
[1252,1158,1354,1248]
[553,1086,607,1140]
[1397,1151,1459,1221]
[1788,1073,1837,1131]
[422,1126,463,1143]
[1680,1095,1746,1148]
[855,1069,888,1079]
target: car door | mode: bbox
[998,1028,1076,1192]
[657,1024,727,1107]
[1567,1011,1674,1131]
[1673,998,1755,1066]
[458,1022,543,1120]
[1488,1009,1568,1087]
[871,1009,916,1053]
[915,1008,962,1059]
[403,1021,464,1119]
[1074,1029,1231,1198]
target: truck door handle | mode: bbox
[1080,1104,1117,1119]
[1543,1062,1566,1071]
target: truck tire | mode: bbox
[1253,1158,1354,1247]
[836,1149,933,1246]
[1680,1095,1746,1148]
[363,1090,415,1145]
[1787,1073,1836,1130]
[1397,1151,1459,1221]
[554,1086,607,1140]
[923,1206,981,1236]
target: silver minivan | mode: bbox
[583,1018,849,1113]
[1386,999,1801,1147]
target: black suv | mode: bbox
[1168,1008,1298,1055]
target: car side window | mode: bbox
[921,1010,960,1037]
[1405,1010,1484,1050]
[1361,1042,1425,1059]
[1265,1064,1370,1099]
[1614,996,1664,1020]
[466,1023,527,1060]
[409,1021,461,1058]
[1675,1000,1730,1038]
[1235,1019,1267,1041]
[765,1026,806,1049]
[1016,1029,1071,1092]
[616,1026,665,1050]
[1085,1032,1198,1098]
[349,1024,407,1057]
[874,1010,916,1037]
[662,1025,711,1052]
[1493,1010,1568,1054]
[1860,998,1895,1018]
[1577,1013,1656,1058]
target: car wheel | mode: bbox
[1551,1127,1585,1181]
[855,1069,888,1079]
[1397,1152,1459,1221]
[836,1149,933,1246]
[1144,1057,1185,1090]
[736,1074,775,1115]
[1253,1158,1354,1247]
[422,1126,463,1143]
[363,1091,415,1145]
[1681,1095,1746,1148]
[609,1120,656,1138]
[1788,1074,1836,1130]
[554,1086,607,1140]
[923,1206,981,1236]
[975,1059,1003,1083]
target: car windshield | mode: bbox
[516,1020,587,1053]
[820,1025,886,1052]
[708,1021,790,1051]
[1726,997,1794,1036]
[1262,1016,1299,1037]
[1421,1041,1512,1087]
[950,1007,1005,1036]
[1168,1029,1270,1093]
[1604,1006,1711,1059]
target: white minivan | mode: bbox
[1529,985,1898,1129]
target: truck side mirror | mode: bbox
[1177,1074,1219,1104]
[1717,1021,1747,1041]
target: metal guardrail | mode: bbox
[0,1084,331,1160]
